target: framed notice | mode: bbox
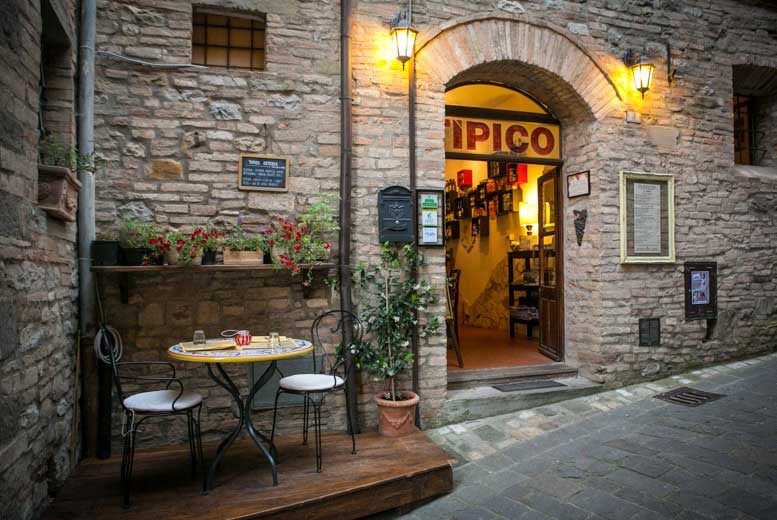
[619,171,675,263]
[684,262,717,320]
[567,170,590,198]
[416,188,444,247]
[238,154,289,192]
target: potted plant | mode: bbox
[119,218,160,265]
[37,135,92,221]
[266,195,338,284]
[348,243,440,437]
[196,225,224,265]
[222,224,267,265]
[92,231,121,266]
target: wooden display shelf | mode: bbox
[91,263,335,273]
[92,263,335,303]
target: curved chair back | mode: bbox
[96,324,129,410]
[310,310,364,380]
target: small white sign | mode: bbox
[421,209,438,227]
[422,227,438,244]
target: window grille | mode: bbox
[192,8,266,70]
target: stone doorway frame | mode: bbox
[412,15,625,399]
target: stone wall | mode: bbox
[0,0,79,518]
[91,0,777,444]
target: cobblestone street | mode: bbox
[406,353,777,519]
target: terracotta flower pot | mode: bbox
[375,391,419,437]
[223,248,264,265]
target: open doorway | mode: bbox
[444,83,564,373]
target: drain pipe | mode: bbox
[339,0,359,434]
[77,0,96,336]
[77,0,101,458]
[408,52,421,426]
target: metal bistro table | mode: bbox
[168,337,313,491]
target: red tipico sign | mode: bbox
[444,116,560,160]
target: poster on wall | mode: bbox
[566,170,590,198]
[619,171,675,264]
[416,189,444,247]
[684,262,717,320]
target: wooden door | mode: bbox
[538,169,563,361]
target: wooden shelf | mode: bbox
[92,263,336,303]
[91,263,335,273]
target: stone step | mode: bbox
[447,362,579,390]
[441,376,603,425]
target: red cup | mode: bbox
[234,330,251,347]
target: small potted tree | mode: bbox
[222,224,267,265]
[349,243,439,437]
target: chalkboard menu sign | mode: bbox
[238,154,289,192]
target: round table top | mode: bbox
[168,338,313,364]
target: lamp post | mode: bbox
[390,0,417,69]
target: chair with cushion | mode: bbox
[270,310,363,472]
[97,325,205,508]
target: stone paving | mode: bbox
[405,353,777,519]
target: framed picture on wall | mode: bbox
[619,171,675,263]
[567,170,590,198]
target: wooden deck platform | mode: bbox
[44,430,453,520]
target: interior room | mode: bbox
[444,84,559,371]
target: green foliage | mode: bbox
[223,224,267,252]
[39,135,101,173]
[348,243,440,401]
[119,218,159,249]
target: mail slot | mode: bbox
[378,186,414,243]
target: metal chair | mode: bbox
[269,310,363,472]
[97,325,205,508]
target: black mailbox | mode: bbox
[378,186,414,243]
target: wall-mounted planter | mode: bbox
[37,164,82,221]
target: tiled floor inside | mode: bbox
[447,325,553,370]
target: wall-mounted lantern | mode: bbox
[390,1,417,69]
[624,50,654,99]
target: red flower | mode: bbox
[149,238,158,246]
[142,257,150,266]
[190,252,196,258]
[293,244,302,251]
[295,232,301,240]
[176,239,185,245]
[176,246,182,252]
[192,244,198,249]
[268,239,274,246]
[324,242,331,250]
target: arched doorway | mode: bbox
[444,83,563,373]
[412,17,624,390]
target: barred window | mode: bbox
[192,8,265,70]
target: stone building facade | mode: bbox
[89,0,777,450]
[0,0,80,518]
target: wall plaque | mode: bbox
[238,154,288,192]
[619,171,675,263]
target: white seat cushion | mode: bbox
[123,389,203,412]
[279,374,344,392]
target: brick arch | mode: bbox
[415,17,624,122]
